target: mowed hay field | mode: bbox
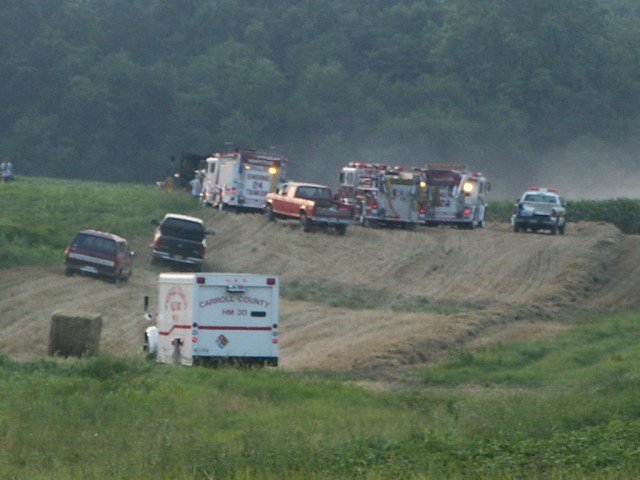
[1,209,639,376]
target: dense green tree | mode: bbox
[0,0,637,187]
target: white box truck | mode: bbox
[144,273,279,366]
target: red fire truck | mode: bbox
[421,163,490,228]
[337,162,427,229]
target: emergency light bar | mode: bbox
[426,163,468,171]
[529,187,557,193]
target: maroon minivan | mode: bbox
[64,230,135,283]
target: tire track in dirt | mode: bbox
[0,214,633,373]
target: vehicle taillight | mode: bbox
[266,277,276,285]
[464,208,471,216]
[372,201,378,210]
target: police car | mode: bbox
[511,187,566,235]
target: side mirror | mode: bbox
[150,219,160,226]
[206,229,215,235]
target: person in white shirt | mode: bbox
[189,173,202,198]
[1,160,13,182]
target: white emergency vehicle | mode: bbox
[201,148,287,211]
[337,162,427,229]
[512,187,566,235]
[422,163,489,228]
[144,273,280,366]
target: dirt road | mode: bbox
[0,213,637,374]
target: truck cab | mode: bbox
[150,213,214,271]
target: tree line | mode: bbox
[1,0,638,188]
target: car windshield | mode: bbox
[524,194,559,204]
[296,186,331,201]
[74,234,116,255]
[160,218,205,241]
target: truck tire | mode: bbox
[559,224,566,235]
[513,223,520,233]
[335,224,347,236]
[264,204,275,222]
[300,213,312,232]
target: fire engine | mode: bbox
[337,163,427,229]
[421,163,489,228]
[201,148,287,212]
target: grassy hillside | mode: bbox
[1,177,640,478]
[2,178,639,270]
[0,177,207,268]
[1,310,640,478]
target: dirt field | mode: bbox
[1,213,639,377]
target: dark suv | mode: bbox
[150,213,214,271]
[64,230,135,283]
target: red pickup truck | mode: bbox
[264,182,353,235]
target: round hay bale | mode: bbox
[48,310,102,357]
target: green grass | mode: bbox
[2,177,640,478]
[0,312,639,478]
[0,177,208,268]
[282,280,484,314]
[419,311,640,390]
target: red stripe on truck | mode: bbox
[159,324,272,335]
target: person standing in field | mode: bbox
[1,160,13,182]
[189,172,202,198]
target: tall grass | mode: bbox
[486,197,640,233]
[1,311,640,478]
[0,177,207,268]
